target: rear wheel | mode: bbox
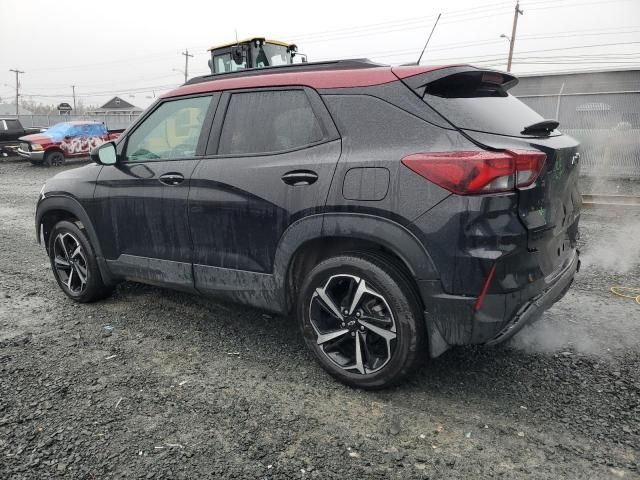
[48,220,113,302]
[298,253,425,389]
[44,150,65,167]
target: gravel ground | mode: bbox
[1,157,639,479]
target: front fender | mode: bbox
[36,195,98,249]
[35,194,114,285]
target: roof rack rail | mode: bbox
[185,59,385,85]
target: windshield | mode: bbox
[45,123,72,136]
[254,43,289,68]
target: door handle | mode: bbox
[281,170,318,186]
[158,173,185,186]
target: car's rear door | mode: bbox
[188,87,340,295]
[92,94,217,291]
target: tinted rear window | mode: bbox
[418,71,549,137]
[218,90,323,155]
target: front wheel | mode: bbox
[44,150,65,167]
[48,220,113,302]
[298,253,425,389]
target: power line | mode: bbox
[292,0,635,44]
[15,0,637,75]
[348,40,640,63]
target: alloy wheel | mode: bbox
[53,232,88,294]
[308,274,397,375]
[48,152,64,166]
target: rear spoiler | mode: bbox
[392,65,519,97]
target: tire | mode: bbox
[298,252,425,389]
[44,150,65,167]
[48,220,113,303]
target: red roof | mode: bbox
[162,65,454,99]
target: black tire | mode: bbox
[298,252,425,389]
[44,150,65,167]
[48,220,113,303]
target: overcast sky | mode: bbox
[1,0,639,109]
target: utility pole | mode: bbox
[181,49,193,83]
[9,68,24,115]
[71,85,76,111]
[506,1,523,72]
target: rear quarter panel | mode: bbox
[320,89,466,221]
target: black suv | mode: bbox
[36,61,581,389]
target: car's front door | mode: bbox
[188,87,341,299]
[92,94,216,291]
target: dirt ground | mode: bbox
[1,157,639,479]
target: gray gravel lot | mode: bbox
[1,157,639,479]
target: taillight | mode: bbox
[401,150,546,195]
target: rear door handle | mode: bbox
[281,170,318,186]
[158,173,185,186]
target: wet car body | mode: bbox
[35,61,581,385]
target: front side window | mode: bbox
[125,96,211,162]
[67,126,83,137]
[218,90,323,155]
[85,123,106,136]
[5,119,20,130]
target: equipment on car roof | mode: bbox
[207,37,306,75]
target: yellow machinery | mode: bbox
[208,37,304,74]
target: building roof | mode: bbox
[511,68,640,97]
[166,61,453,99]
[92,96,142,112]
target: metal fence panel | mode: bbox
[14,113,140,131]
[518,92,640,178]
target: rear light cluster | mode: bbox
[401,150,546,195]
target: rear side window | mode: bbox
[218,90,323,155]
[413,71,547,137]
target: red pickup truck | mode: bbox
[18,121,122,166]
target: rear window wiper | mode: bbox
[521,119,559,136]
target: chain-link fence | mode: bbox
[514,69,640,179]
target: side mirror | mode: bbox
[91,141,117,165]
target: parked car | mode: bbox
[35,61,581,389]
[18,121,122,166]
[0,118,43,156]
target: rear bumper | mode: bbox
[484,250,579,345]
[423,250,580,356]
